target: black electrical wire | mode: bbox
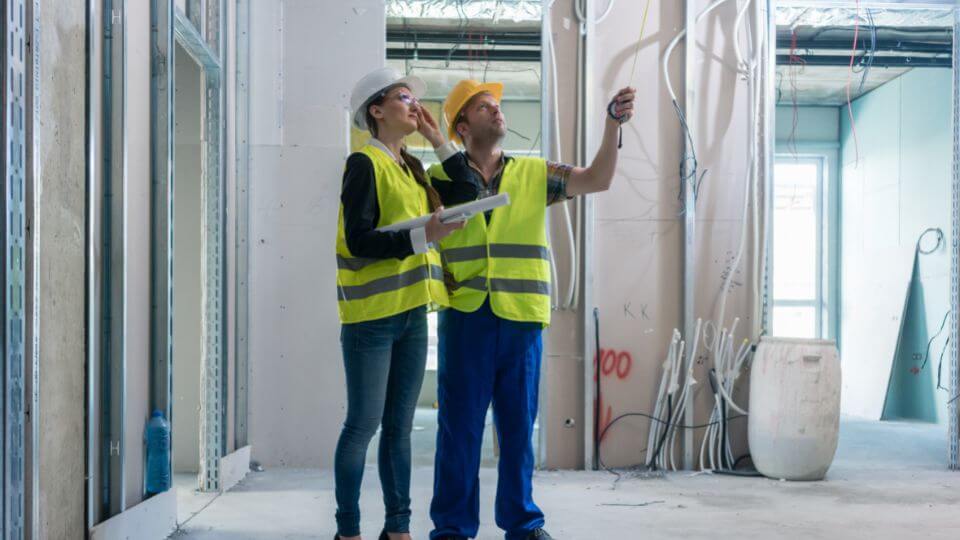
[856,9,876,93]
[596,412,750,479]
[671,99,708,216]
[598,412,749,443]
[936,336,951,392]
[720,395,730,470]
[647,396,673,471]
[593,307,601,471]
[919,310,950,373]
[732,454,753,469]
[917,227,944,255]
[713,468,764,477]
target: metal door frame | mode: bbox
[2,0,29,536]
[168,1,227,492]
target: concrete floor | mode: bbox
[172,418,960,539]
[175,473,217,527]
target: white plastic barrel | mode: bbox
[748,337,841,481]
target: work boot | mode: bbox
[525,529,554,540]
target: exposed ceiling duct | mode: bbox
[776,6,955,28]
[386,0,542,64]
[386,0,542,23]
[775,6,953,106]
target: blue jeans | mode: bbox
[430,300,545,540]
[335,307,428,537]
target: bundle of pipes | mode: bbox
[643,318,751,473]
[700,318,752,471]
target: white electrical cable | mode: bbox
[657,338,684,471]
[662,0,739,104]
[544,8,579,311]
[573,0,619,25]
[548,239,560,309]
[733,0,756,74]
[569,199,582,309]
[714,0,764,337]
[596,0,617,24]
[673,320,702,471]
[648,330,680,468]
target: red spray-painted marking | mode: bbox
[593,348,634,381]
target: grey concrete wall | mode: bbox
[36,0,87,535]
[173,43,205,474]
[247,0,384,467]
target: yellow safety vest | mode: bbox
[335,145,448,323]
[428,157,551,325]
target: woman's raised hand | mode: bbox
[416,107,446,149]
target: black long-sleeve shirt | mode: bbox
[340,152,478,260]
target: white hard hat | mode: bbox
[349,67,426,131]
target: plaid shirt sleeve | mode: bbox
[546,161,574,206]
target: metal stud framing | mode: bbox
[25,0,39,535]
[174,1,225,493]
[2,0,27,535]
[950,6,960,471]
[101,0,128,515]
[149,0,174,468]
[234,0,251,449]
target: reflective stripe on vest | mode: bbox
[338,264,444,301]
[334,145,448,323]
[428,156,551,324]
[442,243,549,263]
[452,276,551,296]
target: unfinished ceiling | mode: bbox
[385,0,542,100]
[386,0,541,25]
[776,6,952,106]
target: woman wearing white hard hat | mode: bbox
[333,67,472,540]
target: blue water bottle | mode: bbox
[145,409,171,495]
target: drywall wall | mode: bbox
[561,0,758,468]
[541,0,587,470]
[173,43,205,474]
[838,68,953,421]
[247,0,385,467]
[36,0,87,535]
[775,106,839,145]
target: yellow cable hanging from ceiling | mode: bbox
[628,0,654,87]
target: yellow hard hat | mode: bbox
[443,79,504,142]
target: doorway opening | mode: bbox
[171,39,213,518]
[771,2,956,467]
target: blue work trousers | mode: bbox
[430,300,545,540]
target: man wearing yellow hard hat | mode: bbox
[427,79,636,540]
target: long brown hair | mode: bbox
[365,89,442,212]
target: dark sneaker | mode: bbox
[526,529,554,540]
